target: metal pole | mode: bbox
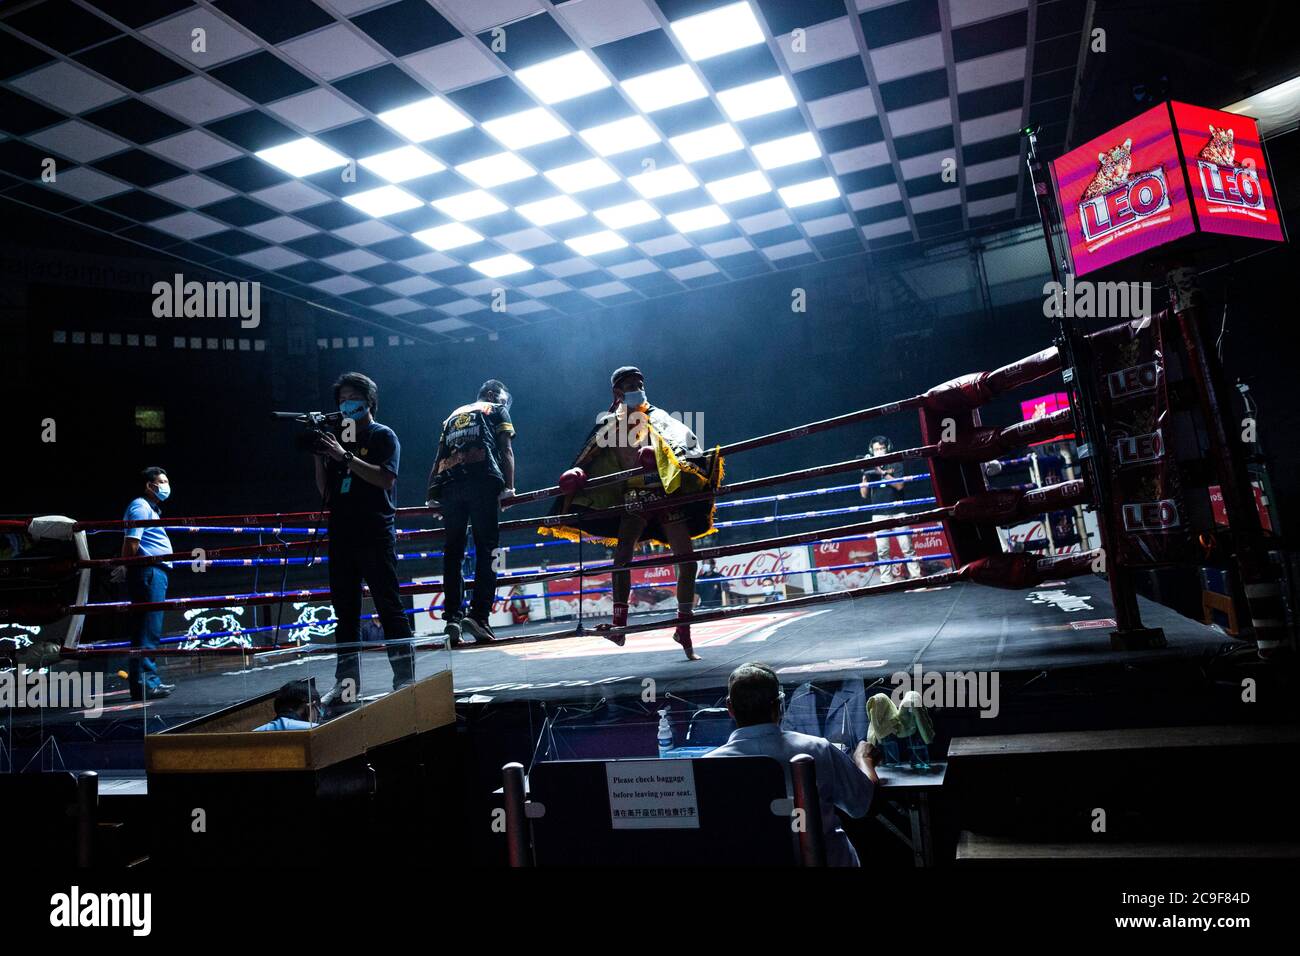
[502,762,531,867]
[1167,269,1290,656]
[575,535,584,634]
[789,754,827,867]
[1024,128,1159,646]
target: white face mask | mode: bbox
[622,389,646,409]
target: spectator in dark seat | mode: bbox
[706,662,878,866]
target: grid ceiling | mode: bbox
[0,0,1085,342]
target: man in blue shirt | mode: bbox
[254,681,320,731]
[314,373,415,706]
[706,662,879,866]
[117,466,176,700]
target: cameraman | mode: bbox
[860,435,920,582]
[426,379,516,646]
[313,372,414,705]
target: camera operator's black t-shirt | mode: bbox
[863,458,909,507]
[326,421,400,540]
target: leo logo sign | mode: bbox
[1122,500,1181,531]
[1197,161,1264,211]
[1106,361,1161,400]
[1115,430,1164,466]
[1080,166,1171,242]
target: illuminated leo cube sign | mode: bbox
[1050,102,1285,277]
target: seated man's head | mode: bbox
[727,662,782,727]
[273,681,315,722]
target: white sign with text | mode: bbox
[605,760,700,830]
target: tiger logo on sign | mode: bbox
[1081,137,1133,200]
[1197,125,1234,167]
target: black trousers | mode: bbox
[328,532,414,690]
[439,479,501,621]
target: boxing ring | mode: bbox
[0,334,1240,761]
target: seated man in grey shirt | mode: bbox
[706,662,878,866]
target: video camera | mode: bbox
[271,410,345,453]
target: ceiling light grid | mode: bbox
[631,0,846,262]
[4,0,1054,341]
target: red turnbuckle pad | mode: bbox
[953,488,1026,523]
[936,428,1003,461]
[986,347,1061,394]
[1020,480,1089,516]
[921,371,993,411]
[612,602,628,629]
[0,603,67,625]
[0,558,77,580]
[998,408,1073,447]
[558,467,587,495]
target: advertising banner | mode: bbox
[1050,101,1284,276]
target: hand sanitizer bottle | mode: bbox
[657,707,673,758]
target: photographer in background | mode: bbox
[115,466,176,701]
[313,372,414,705]
[860,435,920,582]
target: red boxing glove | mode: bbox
[638,445,657,471]
[559,467,587,495]
[961,553,1042,589]
[962,550,1097,589]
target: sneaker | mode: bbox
[443,619,463,648]
[130,682,174,702]
[320,681,355,707]
[461,617,496,644]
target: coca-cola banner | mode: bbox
[412,572,547,634]
[1000,508,1100,555]
[1089,317,1194,565]
[712,546,813,597]
[541,546,814,616]
[544,562,683,619]
[811,528,950,590]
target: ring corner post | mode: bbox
[790,753,827,867]
[502,761,531,867]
